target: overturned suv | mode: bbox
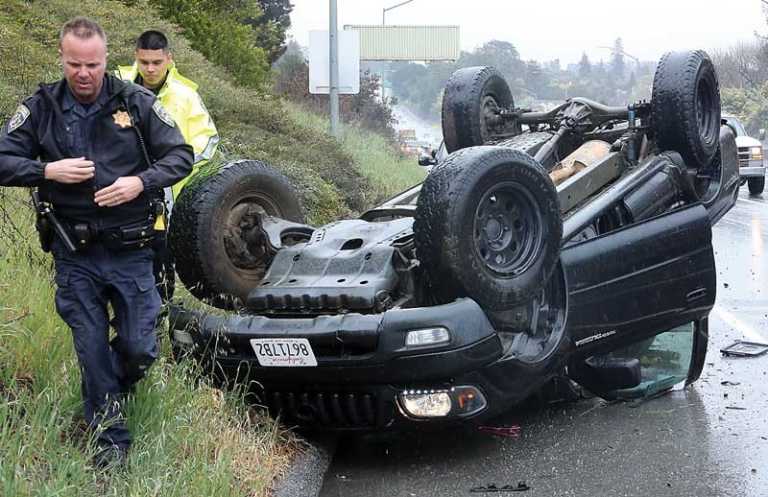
[168,50,739,429]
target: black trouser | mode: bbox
[52,239,161,450]
[152,231,175,302]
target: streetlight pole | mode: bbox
[329,0,340,137]
[383,0,415,25]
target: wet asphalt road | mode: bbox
[319,188,768,497]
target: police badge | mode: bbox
[7,104,30,134]
[152,101,176,128]
[113,109,132,128]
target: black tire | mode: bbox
[748,176,765,195]
[169,160,303,309]
[651,50,721,171]
[441,67,518,154]
[414,146,562,310]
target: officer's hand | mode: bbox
[94,177,145,207]
[44,157,95,184]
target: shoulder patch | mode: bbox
[152,100,176,128]
[6,104,30,133]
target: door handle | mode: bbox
[686,288,708,303]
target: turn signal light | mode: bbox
[405,327,450,348]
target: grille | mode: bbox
[266,390,385,427]
[738,147,751,166]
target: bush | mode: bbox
[274,41,399,140]
[146,0,271,88]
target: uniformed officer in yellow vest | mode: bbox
[117,30,219,300]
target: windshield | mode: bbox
[724,116,748,136]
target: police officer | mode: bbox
[0,17,193,468]
[117,30,219,301]
[118,30,219,196]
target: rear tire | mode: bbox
[169,160,304,309]
[414,146,561,310]
[748,176,765,195]
[441,67,518,153]
[651,50,721,171]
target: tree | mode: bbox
[578,52,592,78]
[248,0,294,63]
[458,40,526,88]
[524,60,547,98]
[610,37,626,81]
[150,0,271,87]
[625,71,637,92]
[273,45,399,139]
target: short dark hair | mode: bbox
[136,30,170,52]
[59,17,107,46]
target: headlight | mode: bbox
[399,390,452,417]
[405,327,450,348]
[750,146,763,161]
[398,386,487,419]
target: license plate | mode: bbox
[250,338,318,367]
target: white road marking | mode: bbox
[713,305,768,343]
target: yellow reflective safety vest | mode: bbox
[116,63,219,199]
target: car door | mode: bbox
[559,203,716,358]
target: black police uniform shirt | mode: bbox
[0,74,193,230]
[61,83,110,160]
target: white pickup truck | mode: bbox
[722,114,766,194]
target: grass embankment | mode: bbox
[0,0,425,495]
[0,192,294,497]
[284,102,426,199]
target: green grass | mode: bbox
[285,102,427,202]
[0,193,295,497]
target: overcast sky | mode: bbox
[288,0,767,65]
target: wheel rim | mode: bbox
[473,181,544,276]
[223,193,282,273]
[696,77,717,147]
[524,265,567,363]
[502,264,567,364]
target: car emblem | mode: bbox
[113,110,132,128]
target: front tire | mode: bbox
[169,160,304,309]
[414,146,562,310]
[748,176,765,195]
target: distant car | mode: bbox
[168,50,738,430]
[722,114,766,194]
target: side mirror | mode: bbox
[760,128,766,141]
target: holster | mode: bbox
[35,213,54,253]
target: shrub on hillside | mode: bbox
[274,42,399,141]
[143,0,271,88]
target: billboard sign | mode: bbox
[344,25,460,61]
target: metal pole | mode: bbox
[383,0,415,25]
[329,0,340,138]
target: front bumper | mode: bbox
[739,160,765,178]
[169,299,526,429]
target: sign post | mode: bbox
[329,0,340,137]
